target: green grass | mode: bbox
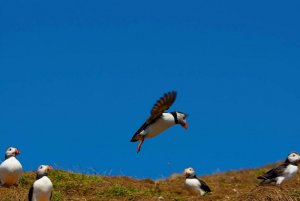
[51,191,63,201]
[97,184,169,199]
[51,170,103,189]
[98,184,138,197]
[289,190,300,198]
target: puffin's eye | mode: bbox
[9,148,12,151]
[40,166,43,169]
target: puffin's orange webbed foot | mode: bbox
[137,136,145,153]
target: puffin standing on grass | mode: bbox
[183,167,211,196]
[130,91,188,153]
[257,152,300,185]
[28,165,53,201]
[0,147,22,186]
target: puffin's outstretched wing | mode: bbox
[130,91,177,142]
[257,163,287,180]
[149,91,177,123]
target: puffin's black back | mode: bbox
[257,163,288,181]
[199,178,212,192]
[28,185,33,201]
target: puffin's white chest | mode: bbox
[33,176,53,201]
[185,178,200,189]
[0,157,22,185]
[275,165,298,185]
[143,113,175,138]
[284,164,298,179]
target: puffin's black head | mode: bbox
[36,165,53,180]
[5,147,20,160]
[174,112,188,129]
[286,152,300,164]
[183,167,195,178]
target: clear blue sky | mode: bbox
[1,1,300,178]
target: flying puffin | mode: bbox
[130,91,188,153]
[0,147,22,186]
[257,151,300,185]
[28,165,53,201]
[183,167,211,196]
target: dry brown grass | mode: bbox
[239,185,296,201]
[1,164,300,201]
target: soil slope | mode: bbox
[1,164,300,201]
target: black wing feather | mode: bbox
[198,178,211,192]
[149,91,177,122]
[257,163,288,180]
[28,185,33,201]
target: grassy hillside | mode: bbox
[1,164,300,201]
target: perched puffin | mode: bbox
[130,91,188,153]
[0,147,22,186]
[28,165,53,201]
[183,167,211,196]
[257,152,300,185]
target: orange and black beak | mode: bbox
[181,122,188,129]
[183,170,189,177]
[47,166,53,173]
[15,149,20,155]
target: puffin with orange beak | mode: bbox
[183,167,211,196]
[28,165,53,201]
[0,147,22,186]
[130,91,188,153]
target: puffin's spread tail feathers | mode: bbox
[257,176,273,185]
